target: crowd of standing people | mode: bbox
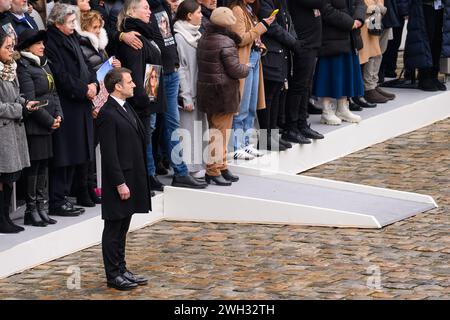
[1,0,450,235]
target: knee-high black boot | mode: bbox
[25,170,47,227]
[0,184,24,233]
[36,163,56,224]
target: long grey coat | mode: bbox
[0,78,30,173]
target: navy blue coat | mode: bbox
[403,0,450,69]
[5,12,38,36]
[443,1,450,57]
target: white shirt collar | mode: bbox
[111,95,126,107]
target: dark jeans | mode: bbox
[257,80,284,132]
[285,49,318,130]
[49,164,75,208]
[419,5,444,81]
[102,216,132,281]
[381,20,405,76]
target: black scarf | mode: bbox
[122,17,154,40]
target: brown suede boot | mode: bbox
[364,89,389,104]
[375,87,396,100]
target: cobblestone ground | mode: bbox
[0,118,449,300]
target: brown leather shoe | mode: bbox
[364,89,389,104]
[375,87,396,100]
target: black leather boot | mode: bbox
[0,189,22,233]
[37,202,57,224]
[205,174,232,186]
[221,169,239,182]
[35,173,57,224]
[24,203,47,227]
[2,183,25,233]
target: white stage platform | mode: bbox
[229,87,450,175]
[0,88,446,279]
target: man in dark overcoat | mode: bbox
[45,3,98,216]
[97,67,151,291]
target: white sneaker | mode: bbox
[320,103,342,125]
[233,149,255,160]
[190,170,205,179]
[336,100,361,123]
[244,144,264,157]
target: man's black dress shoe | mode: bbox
[281,130,312,144]
[298,124,324,140]
[278,137,292,149]
[172,175,208,189]
[352,96,377,108]
[221,169,239,182]
[122,271,148,285]
[107,275,138,291]
[349,98,363,111]
[149,175,164,192]
[64,197,85,213]
[205,174,232,186]
[49,203,81,217]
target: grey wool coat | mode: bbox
[0,78,30,173]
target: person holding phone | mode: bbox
[256,0,305,151]
[0,30,39,233]
[16,29,63,226]
[229,0,275,160]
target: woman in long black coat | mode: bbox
[17,29,63,226]
[116,0,168,192]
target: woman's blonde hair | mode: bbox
[80,10,104,31]
[117,0,145,32]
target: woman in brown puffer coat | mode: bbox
[197,7,249,186]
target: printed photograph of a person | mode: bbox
[144,64,161,102]
[155,11,172,39]
[2,23,17,45]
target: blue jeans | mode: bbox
[146,113,157,176]
[233,50,261,150]
[162,71,188,176]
